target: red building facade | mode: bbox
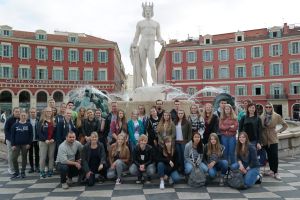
[0,25,125,111]
[156,23,300,120]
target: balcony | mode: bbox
[266,94,288,100]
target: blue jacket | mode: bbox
[237,144,260,169]
[11,121,33,146]
[27,118,39,141]
[38,120,56,142]
[55,116,77,144]
[127,119,144,146]
[4,116,19,141]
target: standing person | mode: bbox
[11,110,33,179]
[28,108,40,173]
[110,109,128,144]
[1,110,7,124]
[82,109,101,144]
[203,103,219,145]
[138,105,149,134]
[48,98,56,109]
[188,104,205,140]
[239,102,262,148]
[52,107,58,118]
[170,99,181,122]
[94,109,106,150]
[237,99,252,122]
[231,132,260,188]
[129,135,155,184]
[81,132,106,186]
[38,107,56,178]
[155,99,165,121]
[128,110,144,152]
[104,102,118,144]
[201,133,228,186]
[56,132,83,189]
[219,104,238,164]
[4,107,20,174]
[146,107,160,147]
[156,136,180,189]
[66,101,77,122]
[260,103,288,180]
[75,107,86,143]
[156,112,176,147]
[214,99,227,118]
[107,134,130,185]
[175,109,192,173]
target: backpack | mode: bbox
[188,166,206,187]
[0,115,5,123]
[257,148,268,167]
[228,169,245,189]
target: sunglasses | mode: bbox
[265,106,272,108]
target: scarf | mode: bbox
[264,112,272,127]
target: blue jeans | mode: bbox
[184,161,203,175]
[200,160,228,177]
[221,135,236,164]
[175,143,185,173]
[231,163,259,187]
[157,162,181,183]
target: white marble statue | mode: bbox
[130,2,165,89]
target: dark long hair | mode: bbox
[236,132,249,158]
[191,132,203,154]
[246,103,257,117]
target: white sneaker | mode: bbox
[8,168,15,175]
[66,178,73,185]
[274,173,282,180]
[160,180,165,190]
[62,183,69,189]
[116,178,121,185]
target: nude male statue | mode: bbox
[130,2,165,88]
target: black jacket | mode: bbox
[4,116,19,141]
[81,142,106,173]
[132,144,154,166]
[11,121,33,146]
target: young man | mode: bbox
[155,99,165,121]
[104,102,118,144]
[214,99,227,118]
[129,135,155,184]
[170,99,181,122]
[56,131,83,189]
[11,110,33,179]
[28,108,40,173]
[66,101,77,122]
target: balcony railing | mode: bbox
[266,94,288,99]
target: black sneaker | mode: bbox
[11,173,20,179]
[21,172,26,178]
[136,176,142,184]
[28,168,34,173]
[255,174,262,184]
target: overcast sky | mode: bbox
[1,0,299,82]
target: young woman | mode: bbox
[76,107,86,143]
[107,133,130,184]
[239,102,262,148]
[81,132,106,186]
[128,110,144,152]
[138,105,149,134]
[146,107,160,147]
[231,132,260,188]
[110,109,128,144]
[260,103,288,180]
[156,112,176,147]
[203,103,219,145]
[188,104,205,140]
[156,136,180,189]
[82,109,101,144]
[38,107,56,178]
[201,133,228,186]
[184,132,203,175]
[219,104,238,164]
[175,109,192,173]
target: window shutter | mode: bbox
[234,49,237,60]
[269,45,272,57]
[105,51,108,63]
[243,48,246,59]
[280,64,283,75]
[98,51,101,62]
[172,69,175,80]
[245,86,247,95]
[235,86,238,96]
[0,67,2,78]
[18,46,21,58]
[83,51,86,62]
[76,51,79,62]
[45,68,48,79]
[290,83,294,94]
[68,50,71,62]
[202,51,206,61]
[289,42,292,54]
[35,68,38,80]
[52,49,55,61]
[279,44,282,55]
[235,67,238,78]
[186,69,189,80]
[61,49,64,61]
[210,51,214,61]
[251,65,255,77]
[270,64,273,76]
[9,45,13,57]
[0,44,2,57]
[91,51,94,62]
[289,62,292,75]
[45,48,48,60]
[28,47,31,59]
[243,67,246,77]
[260,46,263,57]
[262,85,265,95]
[251,47,254,58]
[252,85,256,95]
[28,68,32,79]
[218,50,221,60]
[35,47,39,59]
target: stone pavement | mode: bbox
[0,155,300,200]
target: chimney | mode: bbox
[283,23,289,35]
[199,35,203,44]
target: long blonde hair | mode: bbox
[76,107,86,128]
[40,107,55,125]
[157,112,172,134]
[203,103,214,124]
[111,133,130,159]
[220,104,237,120]
[207,133,222,157]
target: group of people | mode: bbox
[3,97,288,190]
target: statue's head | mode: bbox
[142,2,154,19]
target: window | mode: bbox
[220,86,230,94]
[289,61,300,75]
[1,44,13,58]
[235,65,246,78]
[235,47,245,60]
[187,87,196,95]
[0,65,12,78]
[18,46,31,59]
[203,50,213,62]
[68,69,79,80]
[52,68,64,80]
[236,35,243,42]
[3,30,10,36]
[289,41,300,54]
[18,67,31,79]
[219,66,229,79]
[270,84,283,98]
[251,46,263,58]
[270,63,282,76]
[252,64,264,77]
[290,82,300,94]
[186,51,196,63]
[36,47,48,60]
[269,30,281,38]
[205,38,211,44]
[36,68,48,80]
[36,34,46,40]
[98,69,107,81]
[98,50,108,63]
[52,48,63,61]
[68,36,78,43]
[84,50,94,63]
[172,68,182,80]
[252,84,265,96]
[83,69,94,81]
[172,52,182,64]
[218,49,229,61]
[269,44,282,57]
[235,85,247,96]
[187,67,197,80]
[203,91,213,97]
[203,67,213,79]
[68,49,79,62]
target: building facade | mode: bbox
[0,25,126,112]
[156,23,300,120]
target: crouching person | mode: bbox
[129,134,155,184]
[56,131,83,189]
[107,133,130,185]
[230,132,260,188]
[81,132,106,186]
[201,133,228,186]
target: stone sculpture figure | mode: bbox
[130,2,165,89]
